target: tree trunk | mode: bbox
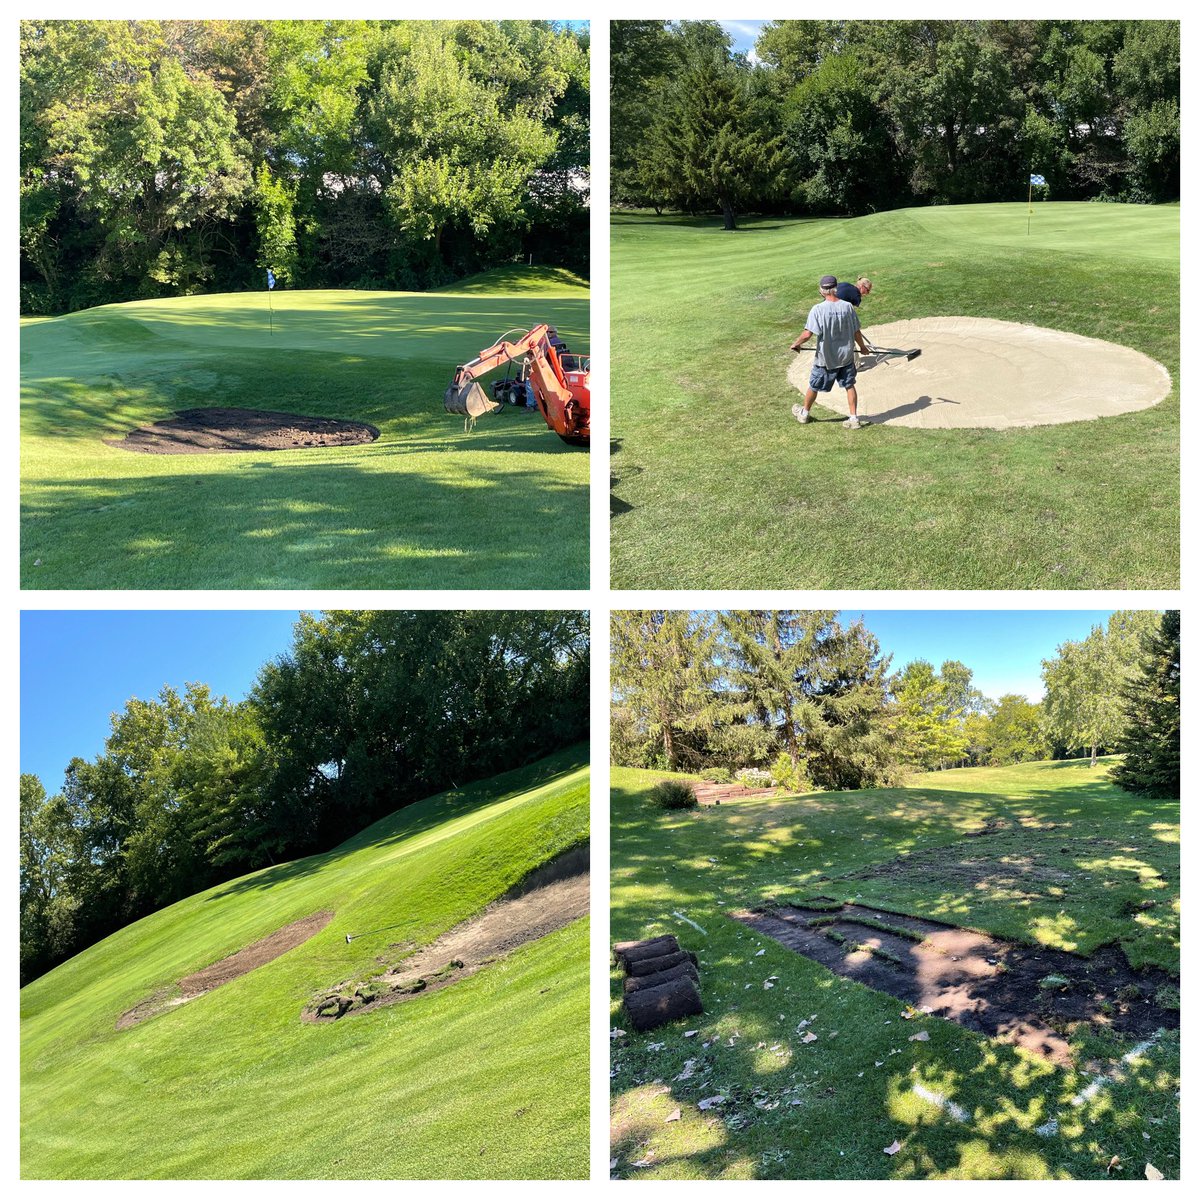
[1090,743,1098,768]
[721,199,736,231]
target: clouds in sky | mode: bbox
[719,19,766,61]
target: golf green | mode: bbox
[21,267,589,589]
[610,202,1178,589]
[21,750,590,1179]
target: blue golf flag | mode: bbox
[266,269,276,290]
[1030,174,1046,186]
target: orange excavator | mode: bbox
[444,324,590,447]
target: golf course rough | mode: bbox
[609,758,1179,1180]
[786,317,1171,429]
[610,202,1179,590]
[21,750,590,1180]
[20,266,589,589]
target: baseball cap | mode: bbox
[819,275,838,289]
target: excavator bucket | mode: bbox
[444,379,499,418]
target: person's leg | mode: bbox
[845,385,858,417]
[804,387,818,412]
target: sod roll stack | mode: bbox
[614,935,703,1033]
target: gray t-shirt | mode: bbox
[805,299,860,368]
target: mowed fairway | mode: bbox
[21,267,588,589]
[610,760,1179,1180]
[22,751,589,1179]
[610,203,1178,589]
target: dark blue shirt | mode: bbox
[835,282,862,307]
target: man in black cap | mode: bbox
[790,275,871,429]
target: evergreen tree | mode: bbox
[610,611,718,770]
[1110,611,1179,797]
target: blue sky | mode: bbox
[21,611,301,788]
[720,20,767,59]
[848,610,1124,703]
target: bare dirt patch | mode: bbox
[307,843,589,1021]
[117,910,333,1030]
[732,902,1176,1066]
[105,407,379,454]
[786,316,1171,429]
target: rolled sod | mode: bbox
[626,949,698,977]
[613,935,679,966]
[623,960,699,994]
[623,975,704,1033]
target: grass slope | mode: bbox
[610,202,1178,589]
[21,268,588,589]
[610,759,1179,1180]
[22,749,589,1180]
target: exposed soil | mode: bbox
[689,781,779,805]
[307,843,590,1021]
[105,407,379,454]
[732,902,1177,1066]
[117,910,333,1030]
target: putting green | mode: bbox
[21,270,589,589]
[787,317,1171,429]
[610,202,1179,589]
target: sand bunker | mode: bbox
[307,843,589,1021]
[733,902,1176,1066]
[105,407,379,453]
[117,911,333,1030]
[787,317,1171,429]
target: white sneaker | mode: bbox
[844,416,862,429]
[792,403,810,424]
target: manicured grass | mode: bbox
[610,759,1179,1180]
[22,750,589,1179]
[21,267,588,589]
[610,203,1178,589]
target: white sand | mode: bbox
[787,316,1171,429]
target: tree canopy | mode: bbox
[20,19,589,313]
[19,611,589,984]
[611,19,1179,222]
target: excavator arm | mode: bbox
[445,324,589,444]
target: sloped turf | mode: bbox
[22,750,589,1179]
[610,202,1178,589]
[610,758,1179,1180]
[21,267,589,589]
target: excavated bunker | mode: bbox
[732,901,1177,1066]
[306,842,590,1021]
[105,407,379,454]
[786,317,1171,429]
[117,910,333,1030]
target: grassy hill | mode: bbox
[610,759,1179,1180]
[610,202,1178,589]
[21,268,589,589]
[22,750,589,1179]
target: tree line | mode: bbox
[20,19,589,314]
[611,609,1178,797]
[612,20,1179,229]
[20,611,589,984]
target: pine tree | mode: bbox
[1110,611,1179,797]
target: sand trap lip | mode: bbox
[116,911,333,1030]
[733,902,1176,1066]
[306,843,590,1021]
[105,406,380,453]
[787,316,1171,429]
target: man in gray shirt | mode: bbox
[790,274,871,429]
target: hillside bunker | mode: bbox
[733,902,1177,1066]
[117,910,333,1030]
[786,317,1171,429]
[307,842,589,1021]
[105,407,379,454]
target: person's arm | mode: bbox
[791,328,813,352]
